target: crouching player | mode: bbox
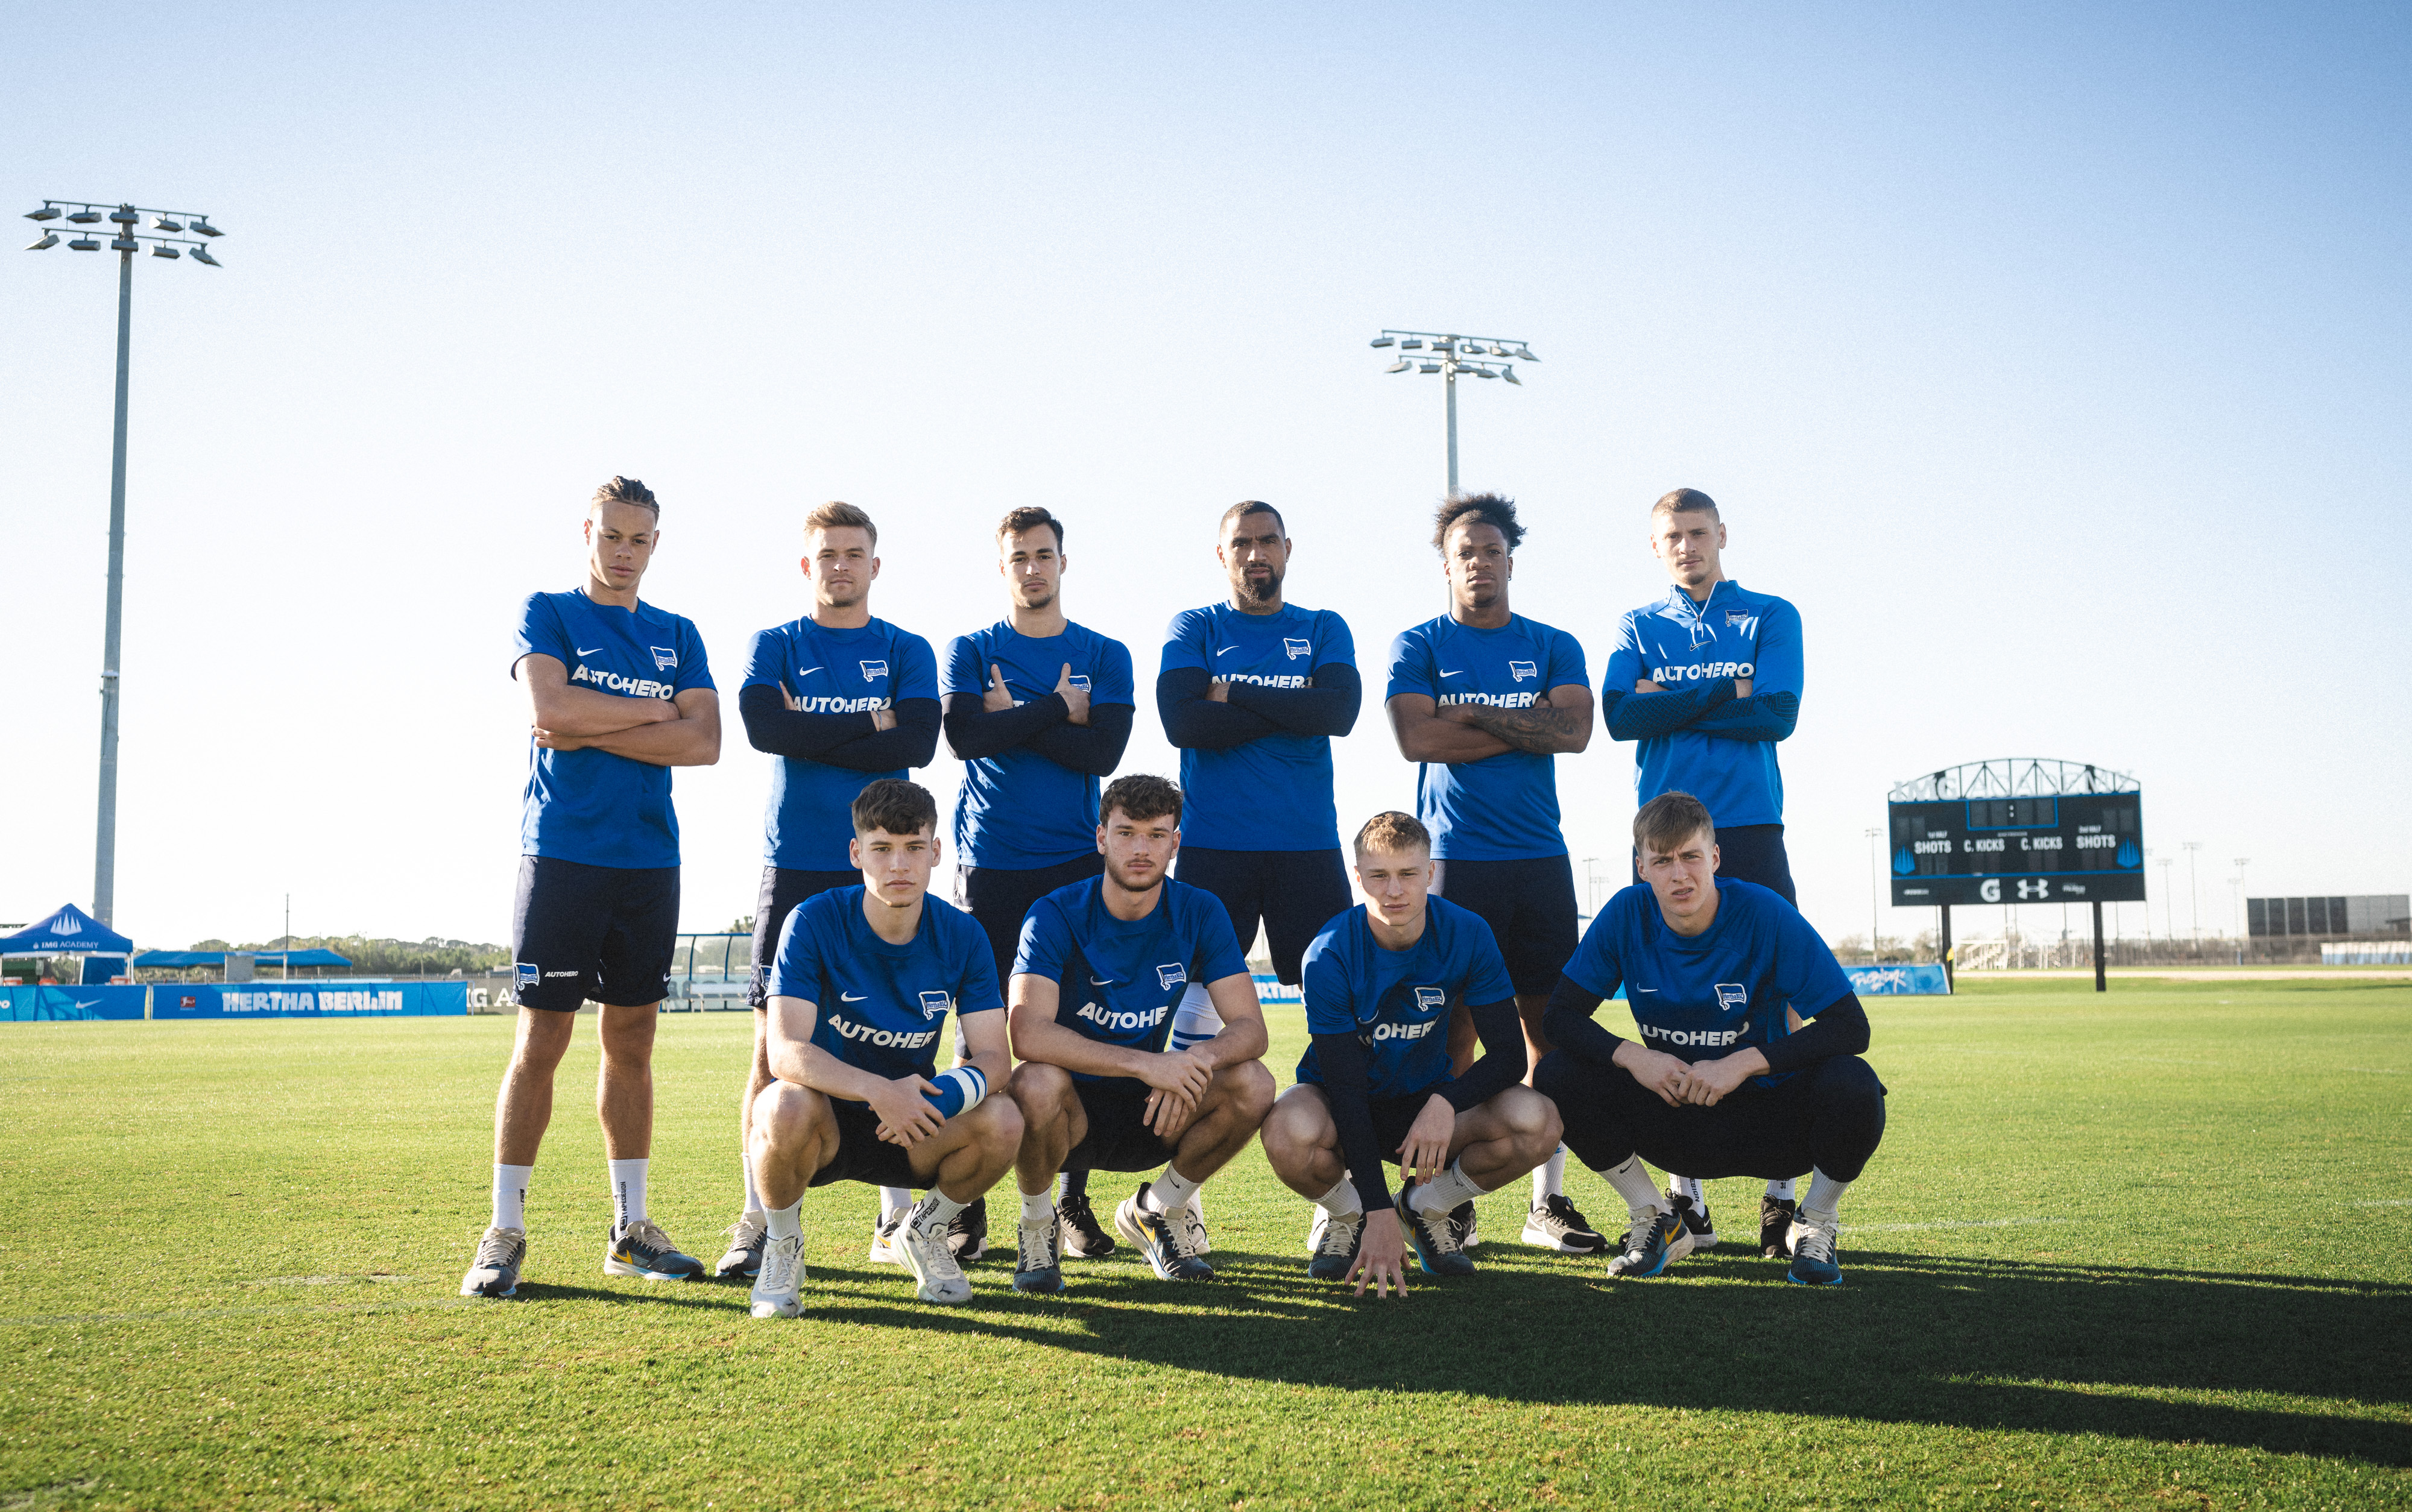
[1534,792,1886,1285]
[1262,811,1562,1293]
[747,780,1024,1315]
[1006,774,1275,1291]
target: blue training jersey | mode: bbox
[742,616,939,872]
[768,887,1002,1094]
[512,588,715,870]
[942,620,1135,870]
[1012,876,1251,1082]
[1385,613,1588,861]
[1562,878,1851,1088]
[1295,896,1517,1100]
[1602,581,1802,828]
[1160,602,1355,851]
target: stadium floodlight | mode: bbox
[190,244,220,267]
[1368,327,1539,495]
[24,194,229,929]
[1384,359,1410,373]
[27,232,58,250]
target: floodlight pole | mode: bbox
[1368,330,1534,499]
[1444,367,1459,496]
[94,230,133,930]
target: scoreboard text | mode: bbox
[1888,792,2146,906]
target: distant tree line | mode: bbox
[189,935,513,975]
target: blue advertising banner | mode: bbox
[154,982,469,1019]
[1,985,149,1021]
[1843,963,1951,996]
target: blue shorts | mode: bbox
[1635,822,1795,906]
[748,866,862,1009]
[1174,846,1352,985]
[959,852,1104,982]
[511,855,680,1012]
[1433,854,1578,996]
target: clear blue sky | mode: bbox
[6,2,2405,951]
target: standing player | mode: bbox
[1384,493,1606,1256]
[716,502,941,1282]
[1602,488,1807,1258]
[1004,775,1276,1292]
[1261,811,1562,1293]
[462,476,721,1300]
[1535,793,1886,1285]
[941,506,1134,1261]
[1157,500,1357,1254]
[747,780,1025,1314]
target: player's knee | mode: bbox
[1813,1054,1886,1108]
[971,1091,1025,1150]
[1223,1059,1276,1120]
[1008,1059,1074,1114]
[753,1080,827,1145]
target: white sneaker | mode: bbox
[1182,1189,1211,1257]
[867,1208,905,1265]
[1305,1205,1330,1256]
[897,1197,973,1303]
[749,1232,806,1318]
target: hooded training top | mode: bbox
[741,617,939,871]
[512,588,715,869]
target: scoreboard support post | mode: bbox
[2091,901,2106,994]
[1939,904,1954,992]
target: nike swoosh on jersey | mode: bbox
[841,992,867,1001]
[1090,975,1115,986]
[1635,986,1658,993]
[798,666,823,676]
[1439,669,1463,677]
[1215,647,1237,655]
[576,646,603,656]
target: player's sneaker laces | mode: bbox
[748,1232,806,1318]
[1014,1214,1064,1294]
[1668,1189,1719,1250]
[1760,1195,1798,1259]
[897,1197,973,1303]
[1521,1192,1610,1255]
[1451,1200,1480,1250]
[1605,1206,1696,1279]
[1058,1191,1116,1258]
[461,1225,525,1298]
[716,1213,767,1279]
[604,1218,704,1280]
[1307,1209,1365,1280]
[867,1207,905,1265]
[1395,1186,1475,1277]
[948,1195,988,1263]
[1114,1185,1214,1281]
[1786,1208,1843,1287]
[1182,1191,1211,1257]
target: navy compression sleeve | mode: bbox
[942,691,1067,760]
[1441,997,1527,1110]
[1601,679,1736,742]
[1758,991,1869,1073]
[1223,663,1362,737]
[739,681,873,758]
[1157,666,1280,749]
[1539,974,1626,1070]
[1311,1031,1395,1213]
[1688,690,1800,743]
[1023,702,1134,776]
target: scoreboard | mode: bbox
[1889,790,2145,906]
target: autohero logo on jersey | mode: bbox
[570,664,678,699]
[1439,689,1542,710]
[825,1011,941,1050]
[1646,660,1756,683]
[1077,998,1169,1033]
[1640,1021,1746,1048]
[788,688,895,713]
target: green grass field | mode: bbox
[2,978,2407,1510]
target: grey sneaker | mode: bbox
[1307,1209,1365,1280]
[748,1232,806,1318]
[1605,1205,1696,1279]
[1014,1212,1064,1294]
[461,1225,525,1297]
[898,1197,973,1303]
[603,1218,703,1280]
[1521,1193,1611,1255]
[716,1212,768,1279]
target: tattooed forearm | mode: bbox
[1461,702,1586,754]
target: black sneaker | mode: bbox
[1604,1206,1696,1279]
[1450,1199,1480,1250]
[1112,1184,1214,1280]
[715,1213,766,1279]
[1058,1189,1117,1259]
[1760,1195,1798,1259]
[947,1195,987,1262]
[1520,1192,1610,1255]
[1668,1188,1719,1251]
[1307,1209,1365,1280]
[1395,1185,1474,1277]
[1013,1212,1064,1294]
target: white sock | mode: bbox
[1767,1177,1797,1201]
[1669,1174,1703,1205]
[1804,1167,1852,1217]
[742,1154,764,1220]
[1531,1144,1567,1203]
[1020,1188,1056,1225]
[1316,1176,1363,1219]
[1148,1165,1201,1214]
[608,1158,648,1232]
[492,1162,532,1231]
[1410,1159,1485,1215]
[1168,984,1223,1051]
[765,1200,803,1242]
[921,1189,969,1226]
[880,1185,914,1219]
[1599,1156,1664,1218]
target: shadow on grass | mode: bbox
[805,1247,2412,1464]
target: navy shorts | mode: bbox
[1634,822,1796,906]
[511,855,680,1012]
[1062,1076,1178,1174]
[807,1095,919,1191]
[1433,854,1579,996]
[960,852,1104,982]
[1357,1087,1448,1161]
[748,866,862,1008]
[1174,846,1352,985]
[1535,1050,1887,1183]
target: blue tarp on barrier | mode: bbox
[155,982,468,1018]
[1,985,149,1021]
[1843,963,1951,995]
